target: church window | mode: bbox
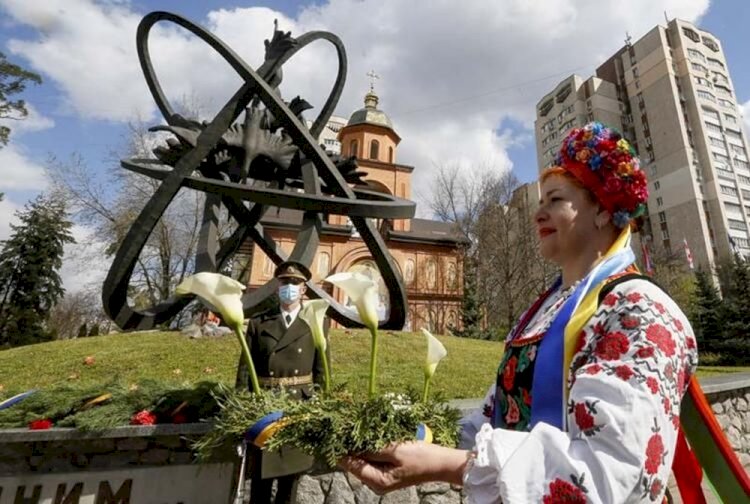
[350,139,358,157]
[370,139,380,160]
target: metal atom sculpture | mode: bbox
[102,12,414,331]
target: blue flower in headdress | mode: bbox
[587,139,597,148]
[590,154,603,170]
[591,123,603,136]
[612,210,631,228]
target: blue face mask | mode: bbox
[278,284,301,304]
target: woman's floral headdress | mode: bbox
[555,122,648,228]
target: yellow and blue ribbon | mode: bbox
[531,227,634,429]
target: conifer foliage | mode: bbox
[0,193,75,347]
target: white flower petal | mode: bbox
[175,272,246,330]
[421,328,448,378]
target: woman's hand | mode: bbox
[339,442,471,495]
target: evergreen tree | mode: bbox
[0,51,42,147]
[720,253,750,345]
[453,255,488,339]
[691,269,723,352]
[0,193,75,347]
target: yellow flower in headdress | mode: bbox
[576,148,592,162]
[582,130,594,141]
[617,161,634,176]
[617,138,631,153]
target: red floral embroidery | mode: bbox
[542,478,587,504]
[674,319,683,331]
[649,478,664,500]
[503,356,518,391]
[636,346,655,359]
[626,292,642,303]
[662,397,671,415]
[645,434,664,475]
[574,330,587,354]
[645,324,676,356]
[646,377,659,394]
[593,322,607,336]
[585,363,603,375]
[686,337,696,350]
[602,293,618,307]
[574,403,595,431]
[594,331,629,360]
[621,314,640,329]
[522,388,532,406]
[654,302,666,314]
[505,394,520,425]
[615,365,634,381]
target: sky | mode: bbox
[0,0,748,294]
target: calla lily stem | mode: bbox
[422,379,431,403]
[235,327,261,395]
[321,352,331,394]
[368,326,378,398]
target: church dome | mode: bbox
[346,91,394,130]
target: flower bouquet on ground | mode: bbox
[180,272,461,467]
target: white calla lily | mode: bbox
[299,299,331,393]
[324,272,379,330]
[175,272,260,394]
[421,328,447,402]
[175,272,246,330]
[325,271,382,397]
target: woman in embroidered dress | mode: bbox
[342,122,698,503]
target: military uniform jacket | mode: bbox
[235,305,330,478]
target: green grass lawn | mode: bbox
[0,330,503,399]
[1,330,747,399]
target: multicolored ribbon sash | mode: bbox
[530,227,635,429]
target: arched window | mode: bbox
[404,259,415,285]
[350,140,358,157]
[370,139,380,160]
[388,146,394,163]
[317,252,330,277]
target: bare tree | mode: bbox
[45,104,226,313]
[427,165,552,338]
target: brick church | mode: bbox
[242,90,466,333]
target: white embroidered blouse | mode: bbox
[460,278,699,503]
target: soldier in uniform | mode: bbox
[235,260,329,504]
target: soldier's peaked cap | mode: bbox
[274,261,312,281]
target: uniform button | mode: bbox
[297,348,302,353]
[294,369,299,375]
[269,371,275,376]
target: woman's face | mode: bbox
[534,175,602,265]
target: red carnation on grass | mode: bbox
[574,403,595,431]
[645,324,676,356]
[543,478,586,504]
[28,419,53,430]
[615,365,634,381]
[172,413,188,424]
[645,434,664,475]
[594,331,629,360]
[130,410,157,426]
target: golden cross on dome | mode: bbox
[366,69,380,93]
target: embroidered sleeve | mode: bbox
[459,382,497,450]
[464,279,698,503]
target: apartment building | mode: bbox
[534,19,750,269]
